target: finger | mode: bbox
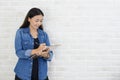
[40,43,46,46]
[36,53,40,56]
[42,52,49,57]
[47,48,50,52]
[42,52,47,54]
[45,49,50,53]
[38,43,46,50]
[42,47,49,52]
[45,48,50,52]
[38,51,42,56]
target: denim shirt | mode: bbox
[14,27,53,80]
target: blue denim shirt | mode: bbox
[14,27,53,80]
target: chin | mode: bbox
[34,26,39,29]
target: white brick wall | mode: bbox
[0,0,120,80]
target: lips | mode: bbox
[34,25,39,29]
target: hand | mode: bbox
[31,43,46,56]
[37,43,46,51]
[41,47,50,59]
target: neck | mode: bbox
[29,26,37,33]
[29,26,38,38]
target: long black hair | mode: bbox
[20,7,44,30]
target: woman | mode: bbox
[14,7,53,80]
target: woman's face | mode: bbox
[28,15,43,30]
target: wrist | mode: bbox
[38,50,42,56]
[31,49,36,55]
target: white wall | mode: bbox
[0,0,120,80]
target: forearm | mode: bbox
[16,49,32,59]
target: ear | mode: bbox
[28,17,31,22]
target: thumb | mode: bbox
[40,43,46,46]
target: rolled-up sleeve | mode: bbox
[46,51,53,61]
[44,32,53,61]
[15,29,32,59]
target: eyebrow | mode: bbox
[35,18,43,21]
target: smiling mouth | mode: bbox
[35,26,39,28]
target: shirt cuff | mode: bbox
[46,51,53,61]
[25,49,32,57]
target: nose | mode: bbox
[38,22,42,26]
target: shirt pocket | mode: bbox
[22,40,30,49]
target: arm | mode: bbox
[15,29,32,59]
[15,29,47,59]
[42,32,53,61]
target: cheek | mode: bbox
[31,21,37,25]
[39,22,42,25]
[37,22,42,26]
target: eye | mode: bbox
[40,20,43,22]
[35,20,39,22]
